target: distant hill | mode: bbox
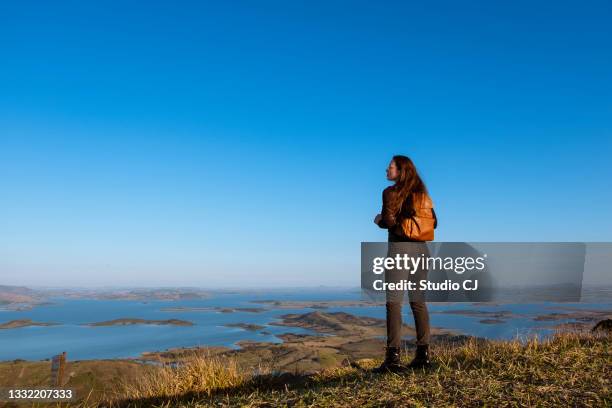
[0,285,212,309]
[0,285,41,306]
[0,285,35,294]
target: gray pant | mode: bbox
[384,242,431,347]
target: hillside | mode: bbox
[0,285,42,308]
[112,329,610,407]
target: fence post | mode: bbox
[50,352,67,387]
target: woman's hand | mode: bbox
[374,214,382,225]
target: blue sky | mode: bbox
[1,1,610,287]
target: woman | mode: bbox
[373,155,437,372]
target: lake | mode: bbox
[0,288,609,361]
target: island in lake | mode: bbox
[161,306,267,313]
[84,318,194,327]
[432,307,612,329]
[224,323,266,331]
[0,319,58,329]
[249,299,378,309]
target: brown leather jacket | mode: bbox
[376,186,437,242]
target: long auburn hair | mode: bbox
[389,155,428,215]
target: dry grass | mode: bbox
[29,330,611,408]
[118,352,246,401]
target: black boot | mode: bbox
[372,347,406,373]
[408,344,431,368]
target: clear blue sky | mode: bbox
[1,1,610,287]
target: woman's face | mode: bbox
[386,160,399,181]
